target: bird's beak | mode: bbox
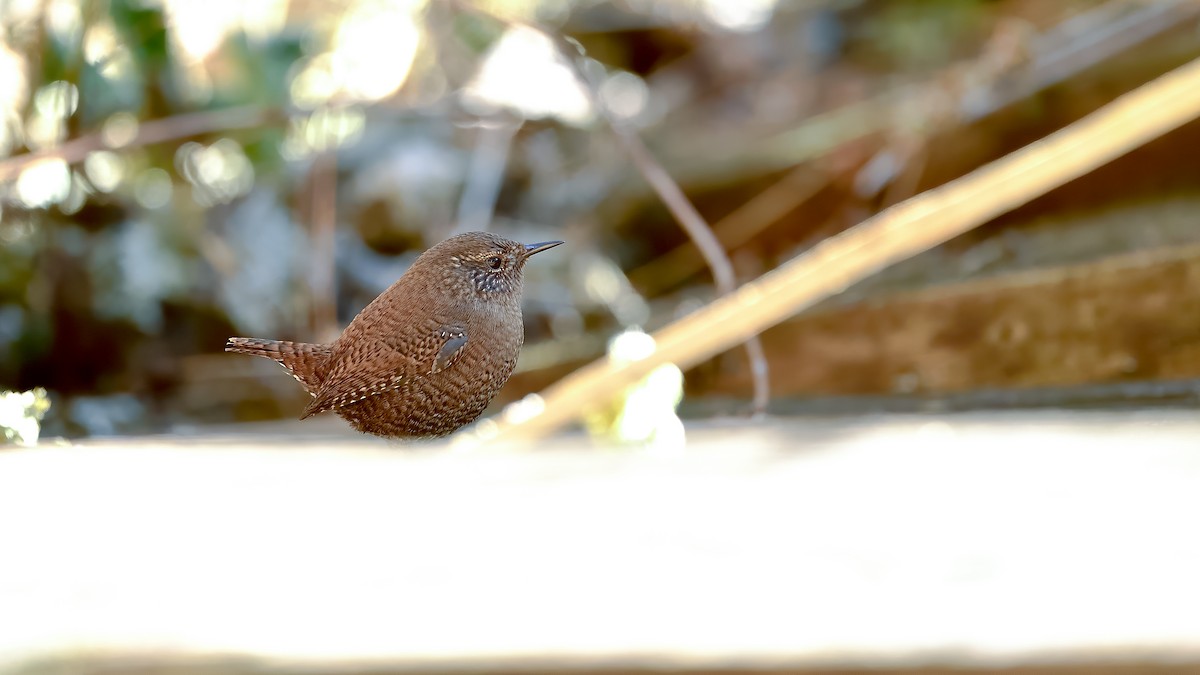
[523,240,564,258]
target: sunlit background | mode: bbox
[3,0,1200,442]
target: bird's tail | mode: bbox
[225,337,332,395]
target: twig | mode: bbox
[627,164,827,295]
[461,54,1200,444]
[658,0,1200,186]
[584,101,771,413]
[454,119,520,234]
[450,0,771,414]
[310,151,340,344]
[0,105,281,183]
[963,0,1198,120]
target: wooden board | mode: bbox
[707,243,1200,398]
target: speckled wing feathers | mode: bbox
[300,323,466,419]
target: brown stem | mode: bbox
[309,151,340,344]
[0,105,281,183]
[627,165,827,295]
[589,114,771,413]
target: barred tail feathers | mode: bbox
[225,337,332,394]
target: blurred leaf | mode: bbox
[454,11,506,55]
[77,59,144,126]
[109,0,173,112]
[109,0,170,71]
[220,30,306,108]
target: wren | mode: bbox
[225,231,563,439]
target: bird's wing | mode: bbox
[300,325,467,419]
[432,330,469,373]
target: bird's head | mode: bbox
[418,231,563,301]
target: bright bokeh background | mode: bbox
[3,0,1200,439]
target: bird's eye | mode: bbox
[486,256,503,270]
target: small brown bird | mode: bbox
[226,231,563,439]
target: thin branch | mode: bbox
[658,0,1200,187]
[459,54,1200,445]
[451,0,771,414]
[585,107,771,413]
[0,104,281,183]
[309,151,340,344]
[627,164,826,295]
[454,119,520,235]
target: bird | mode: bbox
[225,231,563,439]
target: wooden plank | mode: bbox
[3,411,1200,674]
[709,243,1200,397]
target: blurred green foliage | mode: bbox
[2,0,1171,436]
